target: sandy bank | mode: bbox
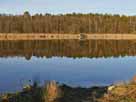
[0,33,136,40]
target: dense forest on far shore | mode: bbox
[0,12,136,34]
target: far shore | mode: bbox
[0,33,136,40]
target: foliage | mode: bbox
[0,12,136,33]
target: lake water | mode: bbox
[0,40,136,92]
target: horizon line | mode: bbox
[0,11,136,16]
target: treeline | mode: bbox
[0,12,136,33]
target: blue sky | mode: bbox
[0,0,136,15]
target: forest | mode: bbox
[0,12,136,34]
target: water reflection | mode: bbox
[0,40,136,92]
[0,40,136,59]
[0,56,136,92]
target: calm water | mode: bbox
[0,40,136,92]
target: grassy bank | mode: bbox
[0,81,136,102]
[1,78,136,102]
[0,81,107,102]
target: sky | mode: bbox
[0,0,136,15]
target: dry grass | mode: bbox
[43,81,61,102]
[99,82,136,102]
[1,80,136,102]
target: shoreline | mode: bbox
[1,79,136,102]
[0,33,136,40]
[0,81,107,102]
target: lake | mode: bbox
[0,40,136,92]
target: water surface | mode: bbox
[0,40,136,92]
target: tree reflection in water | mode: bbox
[0,40,136,60]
